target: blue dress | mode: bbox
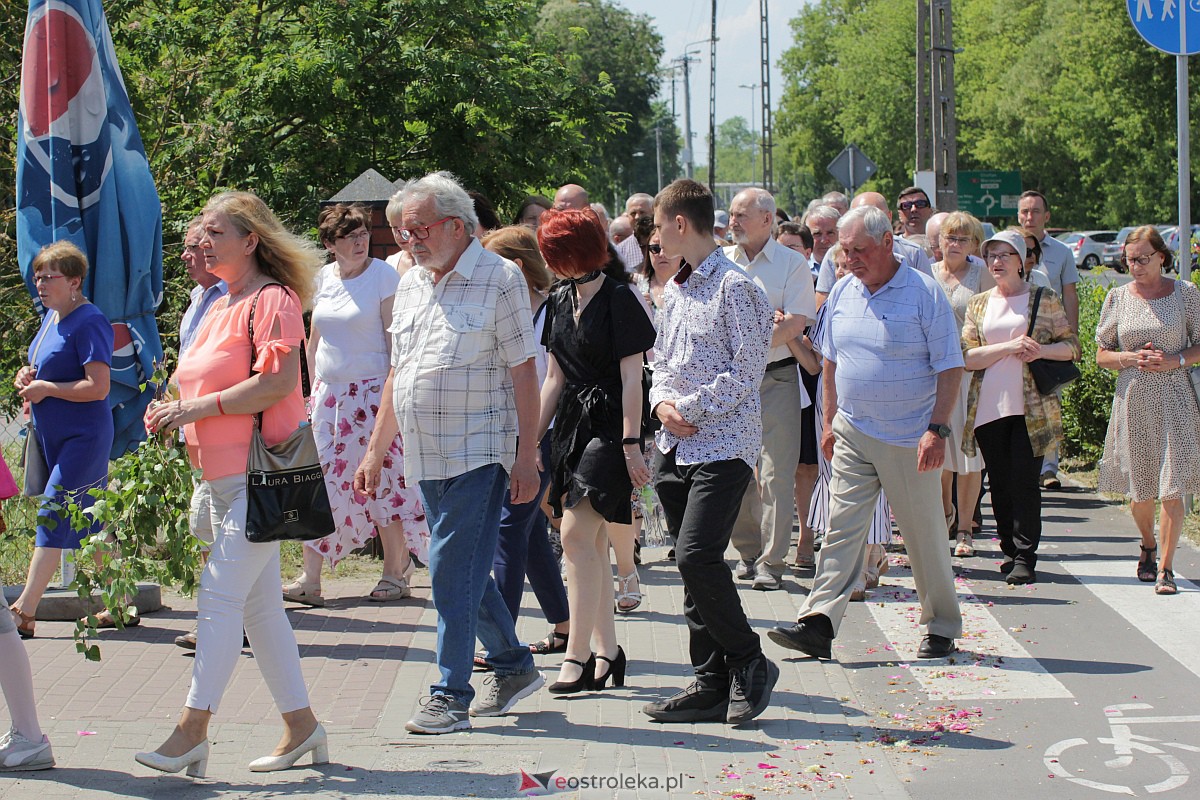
[28,304,114,548]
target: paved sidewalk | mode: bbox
[0,480,1193,799]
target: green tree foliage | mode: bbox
[625,101,682,198]
[776,0,1192,228]
[535,0,664,208]
[1061,278,1116,463]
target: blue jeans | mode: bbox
[493,436,568,625]
[420,464,535,704]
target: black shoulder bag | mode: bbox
[243,284,335,543]
[1025,287,1081,395]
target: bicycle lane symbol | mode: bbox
[1044,704,1200,795]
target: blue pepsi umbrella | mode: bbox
[16,0,163,458]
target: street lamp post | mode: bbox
[739,82,759,187]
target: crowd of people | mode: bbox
[1,171,1196,774]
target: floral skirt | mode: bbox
[308,377,430,566]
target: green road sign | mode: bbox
[958,170,1021,218]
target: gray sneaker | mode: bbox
[0,729,54,771]
[469,669,545,717]
[405,694,472,734]
[752,568,782,591]
[735,560,756,580]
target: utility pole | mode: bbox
[655,124,663,191]
[739,83,759,186]
[709,1,718,194]
[915,0,959,211]
[674,50,702,179]
[759,0,774,192]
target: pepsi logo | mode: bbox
[19,2,106,145]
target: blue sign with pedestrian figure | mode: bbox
[1128,0,1200,55]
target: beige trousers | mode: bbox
[796,414,962,639]
[730,365,805,576]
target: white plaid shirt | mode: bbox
[389,238,536,483]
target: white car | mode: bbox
[1060,230,1118,270]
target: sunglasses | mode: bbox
[647,244,663,254]
[898,199,931,212]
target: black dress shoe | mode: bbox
[1000,558,1015,574]
[1006,563,1036,585]
[916,634,956,659]
[767,621,833,660]
[643,681,728,722]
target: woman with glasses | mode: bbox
[282,204,429,607]
[933,212,993,557]
[10,242,114,639]
[961,231,1079,585]
[1096,225,1200,595]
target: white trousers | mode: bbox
[186,474,310,715]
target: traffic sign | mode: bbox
[827,145,877,194]
[957,170,1021,218]
[1127,0,1200,56]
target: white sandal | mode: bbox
[282,580,325,607]
[615,572,643,613]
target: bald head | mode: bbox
[851,191,891,218]
[925,211,949,260]
[554,184,589,211]
[610,215,633,243]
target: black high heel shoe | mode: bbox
[593,646,627,689]
[548,655,595,694]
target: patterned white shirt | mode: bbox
[389,238,536,483]
[649,248,773,466]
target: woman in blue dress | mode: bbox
[10,242,114,639]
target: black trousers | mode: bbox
[974,415,1044,568]
[654,447,761,686]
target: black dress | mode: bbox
[543,277,657,524]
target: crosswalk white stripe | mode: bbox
[1060,558,1200,681]
[864,564,1074,701]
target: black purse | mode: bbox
[1025,287,1081,395]
[243,284,335,544]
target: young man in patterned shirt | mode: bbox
[642,179,778,725]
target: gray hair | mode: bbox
[736,187,776,217]
[385,183,408,223]
[399,171,479,236]
[822,191,850,208]
[625,192,654,208]
[805,204,841,225]
[837,206,891,243]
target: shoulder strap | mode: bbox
[1026,287,1044,337]
[533,299,547,326]
[1174,280,1193,349]
[28,311,58,373]
[247,282,310,400]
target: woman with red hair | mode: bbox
[535,209,657,693]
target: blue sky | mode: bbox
[619,0,797,139]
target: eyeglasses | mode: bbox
[337,230,370,243]
[647,244,663,254]
[1124,253,1158,267]
[898,199,931,212]
[941,235,971,246]
[985,252,1018,263]
[33,274,66,285]
[395,217,455,243]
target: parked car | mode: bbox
[1162,224,1199,273]
[1060,230,1118,270]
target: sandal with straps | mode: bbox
[1156,569,1178,596]
[615,572,643,614]
[282,579,325,607]
[10,605,35,639]
[529,629,569,655]
[954,531,975,558]
[1137,545,1158,583]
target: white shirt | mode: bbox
[725,237,817,363]
[614,235,644,273]
[389,238,536,483]
[312,259,398,383]
[1037,234,1080,297]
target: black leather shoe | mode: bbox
[643,681,729,722]
[916,634,956,659]
[767,621,833,660]
[1006,562,1036,585]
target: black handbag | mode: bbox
[243,284,334,544]
[1025,287,1081,395]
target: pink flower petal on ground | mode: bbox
[77,731,96,736]
[757,762,774,769]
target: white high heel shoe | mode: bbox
[247,724,328,772]
[134,740,209,778]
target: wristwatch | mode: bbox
[927,423,952,439]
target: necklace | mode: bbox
[566,270,603,316]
